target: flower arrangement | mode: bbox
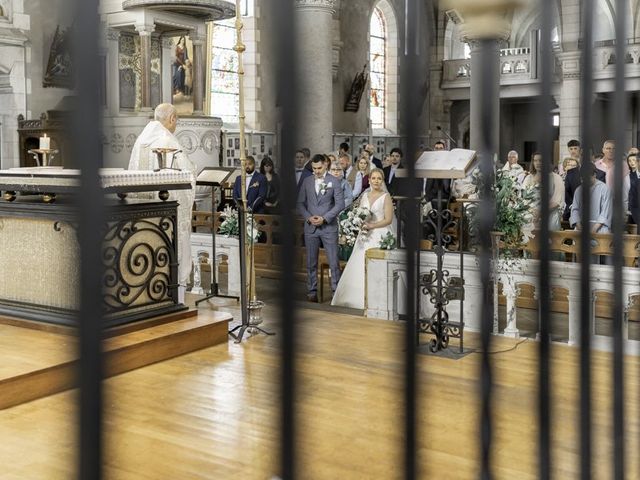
[338,205,372,247]
[378,231,397,250]
[218,205,262,243]
[467,168,538,249]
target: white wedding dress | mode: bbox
[331,190,396,309]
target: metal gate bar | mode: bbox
[537,0,554,477]
[579,0,595,477]
[477,37,499,480]
[275,1,298,478]
[611,0,628,477]
[71,0,105,478]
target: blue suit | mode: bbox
[296,167,313,192]
[297,173,345,296]
[233,171,268,213]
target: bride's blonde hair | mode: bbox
[370,168,385,180]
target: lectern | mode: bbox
[395,148,476,354]
[195,167,241,306]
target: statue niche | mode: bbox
[344,64,369,113]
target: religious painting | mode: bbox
[171,35,195,115]
[43,26,74,89]
[344,64,369,113]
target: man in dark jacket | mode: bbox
[233,156,268,213]
[563,159,606,221]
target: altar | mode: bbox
[0,168,193,327]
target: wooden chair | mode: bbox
[319,260,348,303]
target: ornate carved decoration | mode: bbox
[295,0,336,13]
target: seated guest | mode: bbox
[570,163,612,234]
[563,155,606,221]
[383,147,404,192]
[260,156,280,213]
[522,152,565,231]
[348,156,371,199]
[628,153,640,225]
[329,161,353,209]
[233,156,268,213]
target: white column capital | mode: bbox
[295,0,336,14]
[190,33,207,46]
[106,29,121,42]
[135,23,155,36]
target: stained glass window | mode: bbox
[211,18,239,124]
[370,7,386,129]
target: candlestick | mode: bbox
[39,134,50,150]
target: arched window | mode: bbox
[369,7,386,130]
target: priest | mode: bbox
[128,103,196,303]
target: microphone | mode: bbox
[436,125,457,147]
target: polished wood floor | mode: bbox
[1,290,639,479]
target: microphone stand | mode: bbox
[436,126,458,148]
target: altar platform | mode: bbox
[0,305,231,410]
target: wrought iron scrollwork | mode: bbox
[102,215,176,313]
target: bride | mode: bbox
[332,168,396,309]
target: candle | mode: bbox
[39,134,50,150]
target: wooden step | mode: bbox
[0,309,231,410]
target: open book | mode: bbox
[395,148,477,179]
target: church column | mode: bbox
[191,33,207,115]
[295,0,336,154]
[106,29,121,115]
[161,37,174,104]
[135,24,155,111]
[468,40,502,152]
[556,51,582,153]
[446,5,512,154]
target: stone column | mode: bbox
[447,5,512,154]
[468,40,502,152]
[106,29,121,116]
[567,291,580,345]
[556,51,582,153]
[502,278,520,338]
[295,0,336,154]
[161,37,174,104]
[191,33,206,115]
[135,24,155,111]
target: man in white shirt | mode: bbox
[128,103,196,304]
[594,140,630,213]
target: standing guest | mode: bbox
[348,156,371,199]
[301,147,312,172]
[339,153,353,178]
[233,156,268,213]
[522,152,565,231]
[434,140,446,151]
[502,150,527,183]
[329,161,353,209]
[563,153,606,221]
[382,154,392,168]
[297,154,345,302]
[561,157,579,179]
[327,153,338,165]
[295,149,312,191]
[594,140,629,190]
[560,139,582,176]
[364,143,383,169]
[570,162,612,233]
[128,103,196,304]
[339,142,352,165]
[383,147,403,191]
[627,153,640,225]
[260,156,280,213]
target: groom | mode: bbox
[297,153,345,302]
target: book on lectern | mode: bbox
[395,148,477,179]
[196,167,240,186]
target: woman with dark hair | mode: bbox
[172,36,188,95]
[260,156,280,213]
[522,152,565,231]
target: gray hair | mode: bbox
[154,103,177,122]
[507,150,518,158]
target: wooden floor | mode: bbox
[1,293,639,479]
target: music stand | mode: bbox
[195,167,240,306]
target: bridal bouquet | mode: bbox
[338,205,372,247]
[218,205,262,243]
